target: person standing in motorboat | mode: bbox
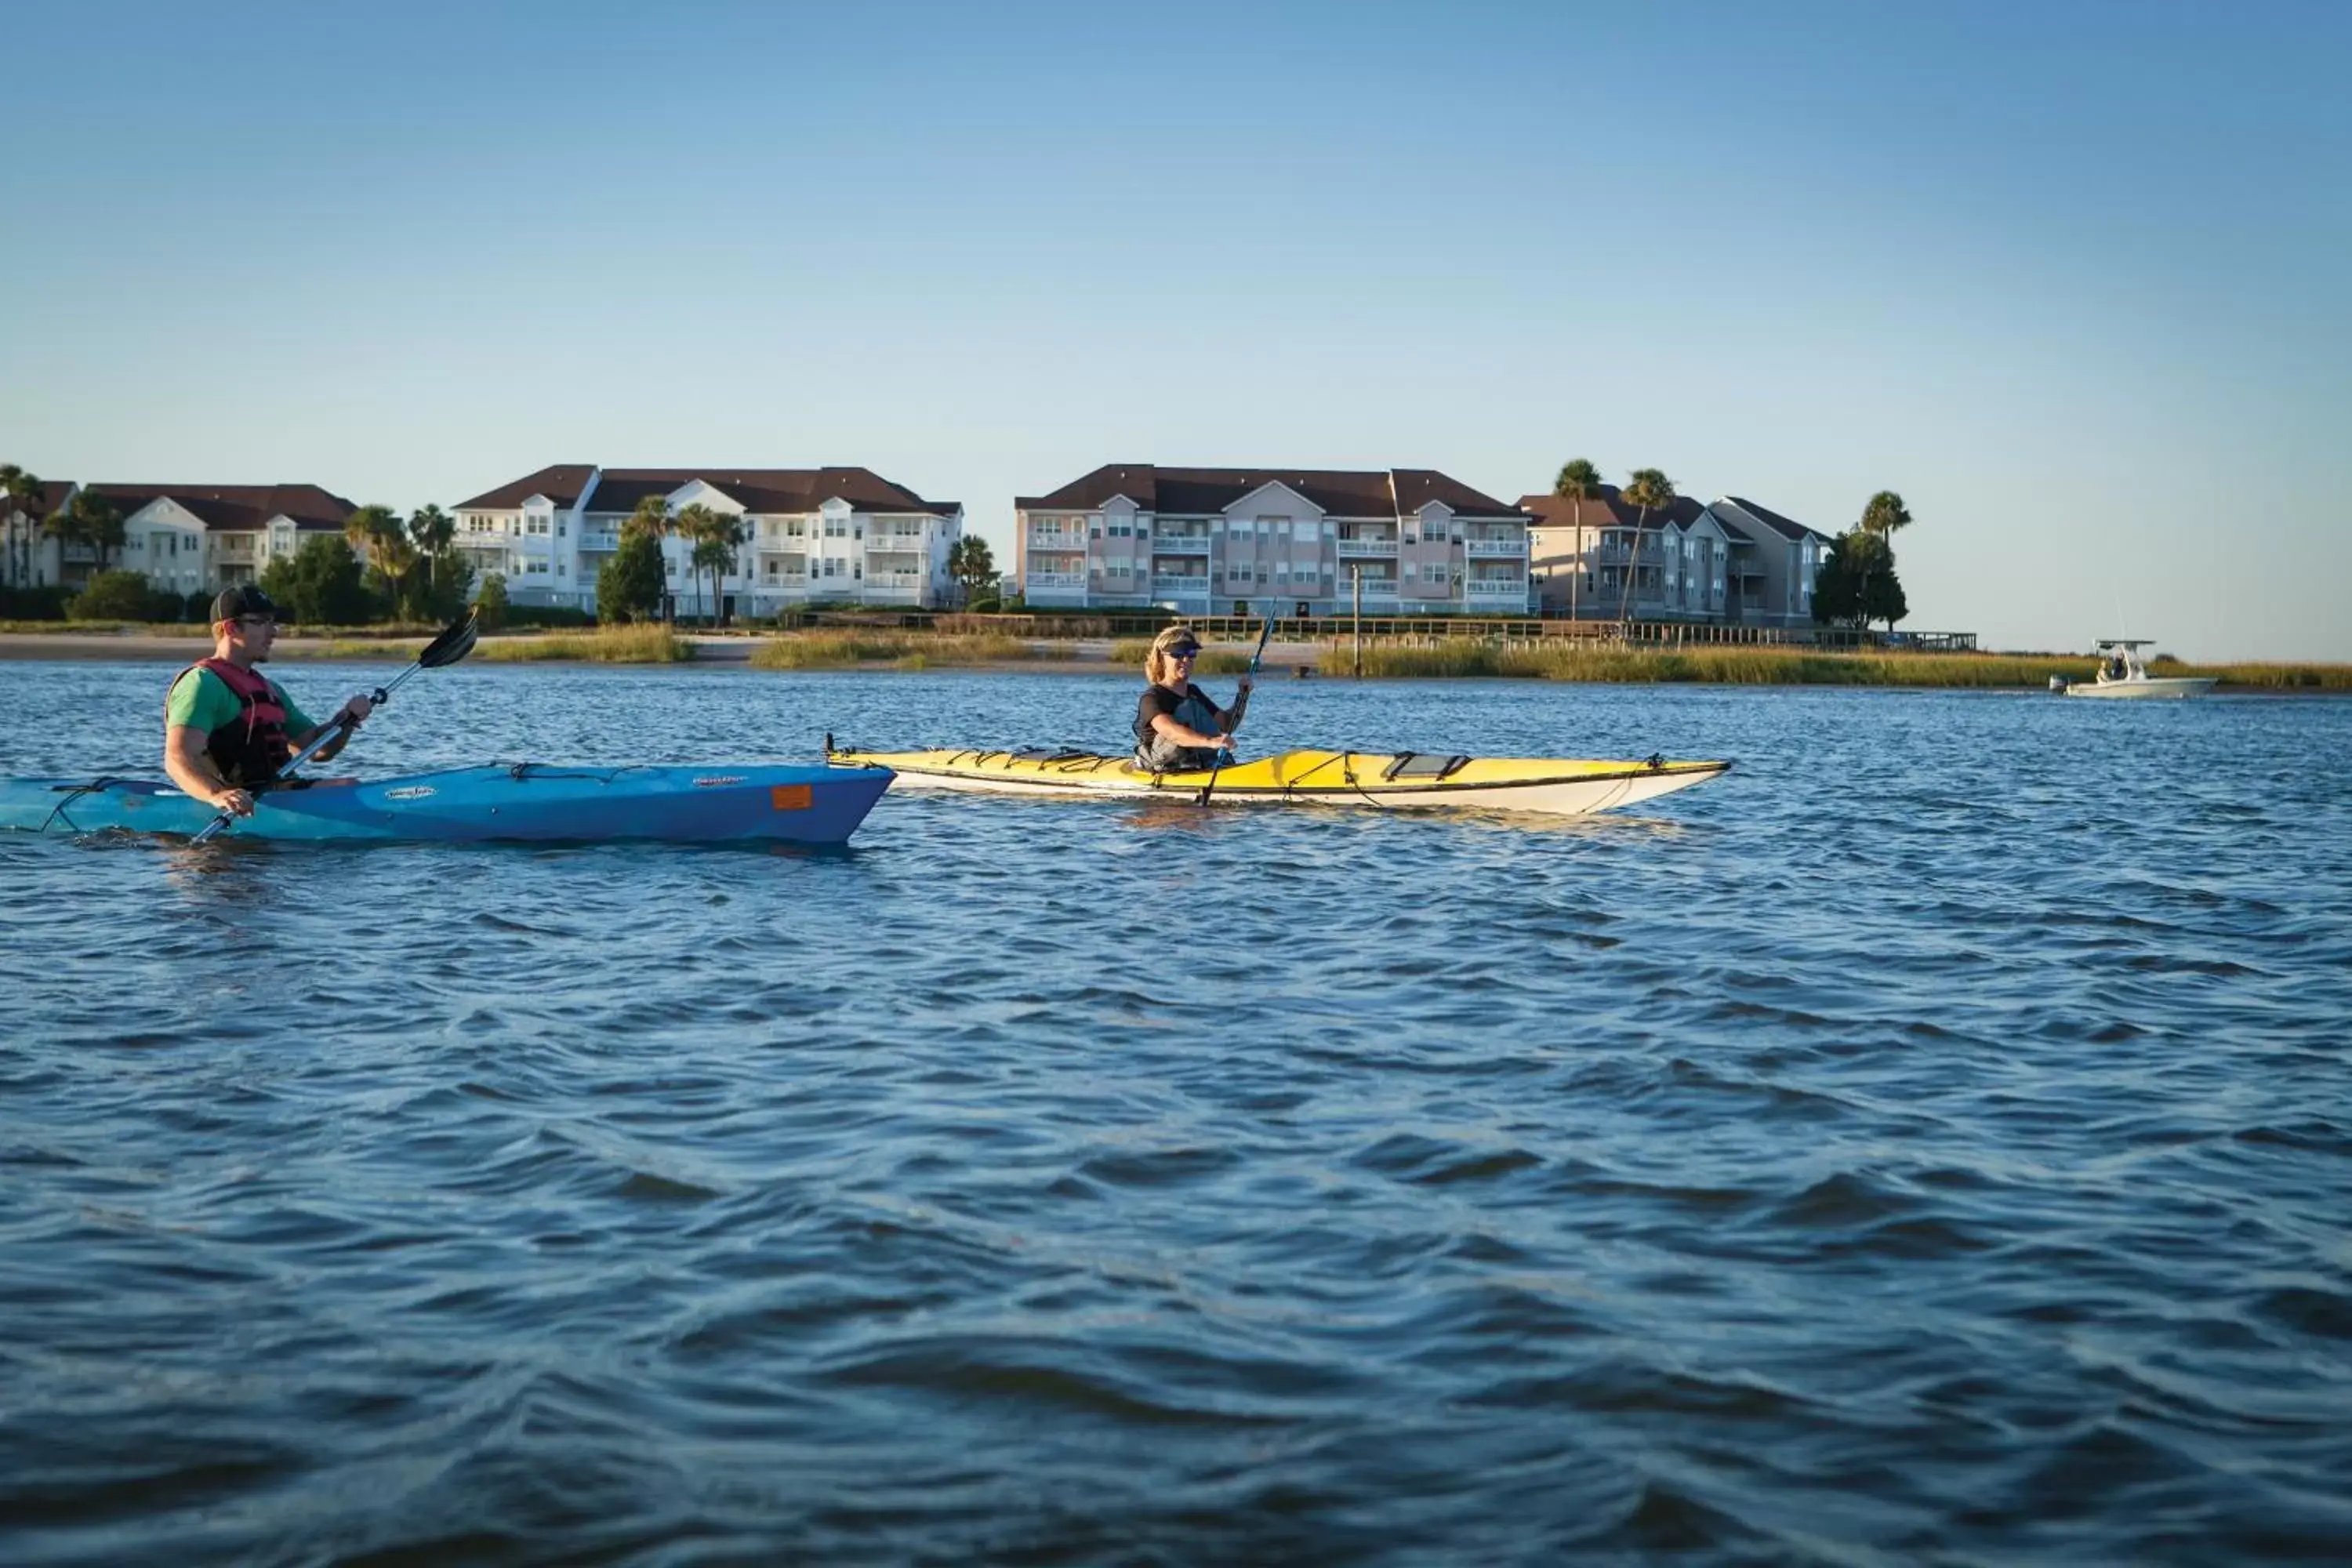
[163,585,376,819]
[1133,625,1251,773]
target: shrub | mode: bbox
[472,572,510,630]
[0,584,72,619]
[66,570,177,621]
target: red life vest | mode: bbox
[171,657,293,786]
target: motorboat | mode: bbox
[2049,639,2215,699]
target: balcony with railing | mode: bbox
[1338,534,1399,557]
[579,531,621,553]
[1465,578,1528,600]
[1152,575,1210,594]
[1026,572,1087,589]
[1465,537,1526,559]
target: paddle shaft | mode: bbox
[1197,616,1276,806]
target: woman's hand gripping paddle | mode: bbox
[1198,614,1275,807]
[191,608,481,844]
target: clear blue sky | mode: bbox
[5,1,2347,659]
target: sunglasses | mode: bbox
[237,615,279,628]
[1168,647,1200,659]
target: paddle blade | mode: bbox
[419,607,481,669]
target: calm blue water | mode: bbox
[3,660,2350,1565]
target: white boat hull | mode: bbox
[2063,676,2216,699]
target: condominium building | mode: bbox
[450,465,963,615]
[1520,489,1830,627]
[1014,465,1530,615]
[2,481,357,594]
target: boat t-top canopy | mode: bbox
[2094,638,2155,649]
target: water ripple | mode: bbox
[2,668,2349,1560]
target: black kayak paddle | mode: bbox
[1197,614,1276,807]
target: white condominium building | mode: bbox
[451,465,964,615]
[2,481,357,594]
[1014,465,1530,615]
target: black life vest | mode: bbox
[172,657,293,786]
[1134,683,1226,773]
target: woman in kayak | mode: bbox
[163,584,375,820]
[1134,625,1251,773]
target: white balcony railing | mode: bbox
[579,532,620,552]
[1153,575,1210,593]
[1355,579,1399,597]
[1027,531,1086,549]
[1338,536,1399,556]
[1027,572,1087,588]
[1466,539,1525,558]
[1466,579,1528,598]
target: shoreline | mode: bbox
[1,631,2343,691]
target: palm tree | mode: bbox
[672,503,719,622]
[947,535,996,606]
[38,506,78,579]
[1859,490,1912,540]
[74,494,125,571]
[1616,468,1677,626]
[1851,492,1911,633]
[343,505,404,619]
[1552,458,1602,621]
[408,503,454,590]
[2,465,40,588]
[675,505,748,625]
[621,495,674,617]
[377,529,422,620]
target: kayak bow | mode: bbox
[825,745,1726,817]
[2,762,894,845]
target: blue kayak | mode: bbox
[0,763,893,845]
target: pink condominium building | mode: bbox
[1013,465,1530,616]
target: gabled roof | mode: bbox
[454,464,598,511]
[6,479,78,515]
[79,483,357,532]
[1519,489,1704,534]
[1722,495,1831,543]
[1018,464,1520,519]
[581,467,955,518]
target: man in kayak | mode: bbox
[163,585,375,819]
[1134,625,1251,773]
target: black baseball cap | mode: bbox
[210,584,281,623]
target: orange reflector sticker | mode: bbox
[770,785,813,811]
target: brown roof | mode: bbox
[78,483,358,532]
[453,463,597,511]
[5,479,79,516]
[1017,464,1521,519]
[1723,496,1831,543]
[1520,490,1706,534]
[582,467,953,519]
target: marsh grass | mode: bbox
[750,632,1034,670]
[1317,643,2350,688]
[478,625,691,662]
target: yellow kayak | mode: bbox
[824,742,1729,816]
